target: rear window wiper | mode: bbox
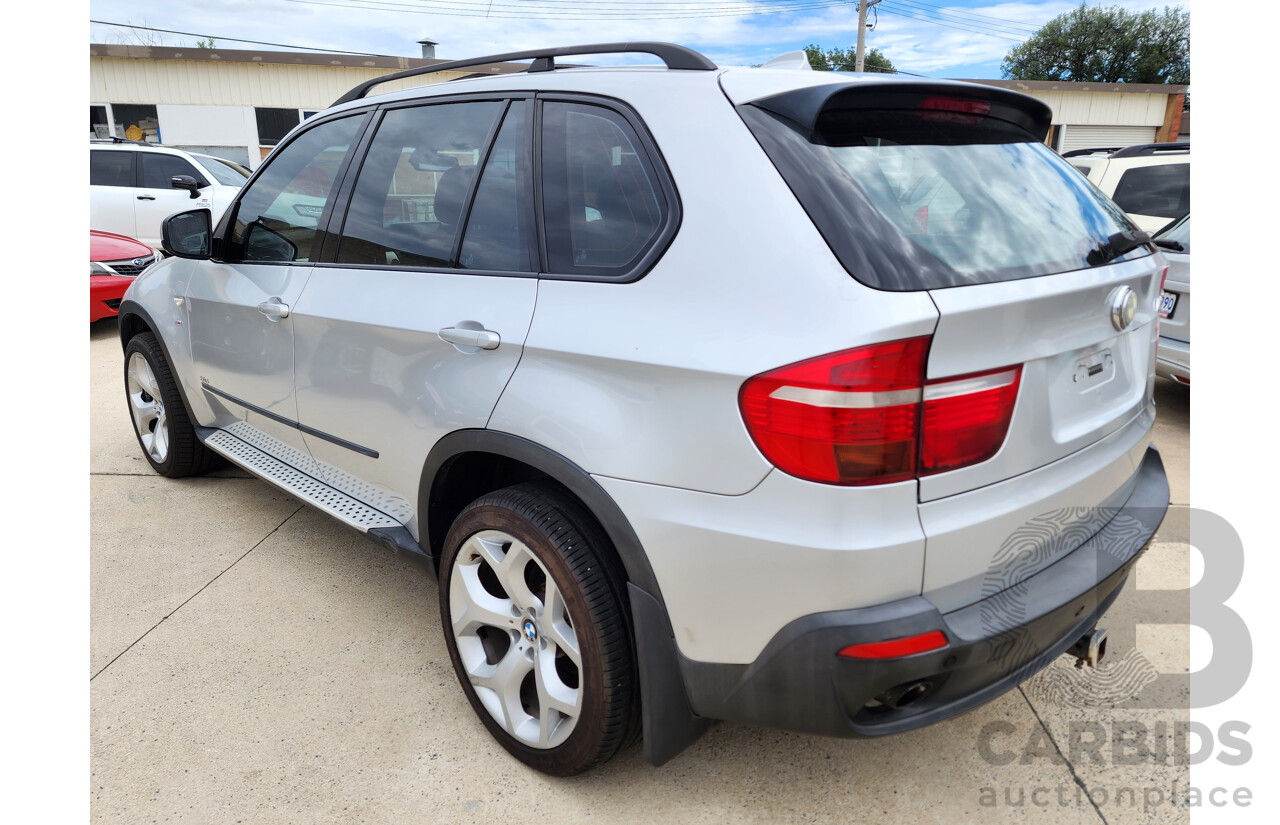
[1086,229,1152,266]
[1154,239,1186,252]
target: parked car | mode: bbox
[1063,143,1189,233]
[1152,214,1190,384]
[90,230,155,322]
[117,43,1169,776]
[90,140,249,249]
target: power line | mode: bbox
[278,0,864,19]
[886,0,1040,34]
[89,20,395,55]
[875,5,1028,41]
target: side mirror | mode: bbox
[161,209,213,259]
[171,174,206,199]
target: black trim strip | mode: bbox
[200,382,380,459]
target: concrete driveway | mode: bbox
[90,317,1192,824]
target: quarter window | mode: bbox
[541,101,667,276]
[90,150,134,188]
[1111,163,1190,219]
[225,114,364,263]
[336,101,506,268]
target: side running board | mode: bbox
[199,427,432,568]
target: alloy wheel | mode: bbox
[448,529,583,749]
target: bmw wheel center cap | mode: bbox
[523,619,538,643]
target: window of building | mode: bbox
[91,105,111,139]
[256,107,303,146]
[112,104,160,143]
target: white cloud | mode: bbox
[88,0,1188,77]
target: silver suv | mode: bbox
[118,43,1170,776]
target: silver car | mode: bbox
[1153,214,1190,384]
[118,43,1170,776]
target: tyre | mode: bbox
[123,332,219,478]
[439,481,637,776]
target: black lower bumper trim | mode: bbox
[678,446,1169,739]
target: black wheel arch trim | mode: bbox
[117,300,202,423]
[419,428,709,765]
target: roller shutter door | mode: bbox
[1060,125,1158,153]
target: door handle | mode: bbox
[438,326,500,350]
[137,195,156,201]
[257,298,291,320]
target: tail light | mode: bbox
[739,337,1021,486]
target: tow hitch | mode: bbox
[1067,627,1108,668]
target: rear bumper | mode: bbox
[1156,336,1190,383]
[678,445,1169,738]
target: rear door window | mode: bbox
[1111,163,1189,220]
[335,100,506,268]
[458,102,534,272]
[90,151,135,187]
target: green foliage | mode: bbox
[1001,4,1189,83]
[196,37,217,49]
[803,44,896,74]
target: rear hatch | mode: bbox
[729,73,1164,604]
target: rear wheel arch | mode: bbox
[419,430,660,596]
[418,430,712,765]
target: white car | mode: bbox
[90,140,249,249]
[1063,143,1189,233]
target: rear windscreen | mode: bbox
[740,100,1147,291]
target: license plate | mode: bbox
[1158,291,1178,319]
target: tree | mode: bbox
[1002,4,1189,84]
[803,44,896,74]
[196,37,218,49]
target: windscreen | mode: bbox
[740,97,1147,291]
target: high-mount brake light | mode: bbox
[739,337,1022,485]
[916,96,991,124]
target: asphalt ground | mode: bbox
[90,316,1192,824]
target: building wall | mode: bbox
[90,55,473,109]
[91,54,483,169]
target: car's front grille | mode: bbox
[102,254,155,276]
[104,299,122,310]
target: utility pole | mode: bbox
[855,0,884,72]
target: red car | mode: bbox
[90,230,155,321]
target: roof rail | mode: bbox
[1060,146,1124,158]
[332,42,717,106]
[90,136,154,147]
[1109,141,1189,158]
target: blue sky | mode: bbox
[89,0,1185,79]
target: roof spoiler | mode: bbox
[333,42,716,106]
[748,81,1053,140]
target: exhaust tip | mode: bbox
[1067,627,1108,668]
